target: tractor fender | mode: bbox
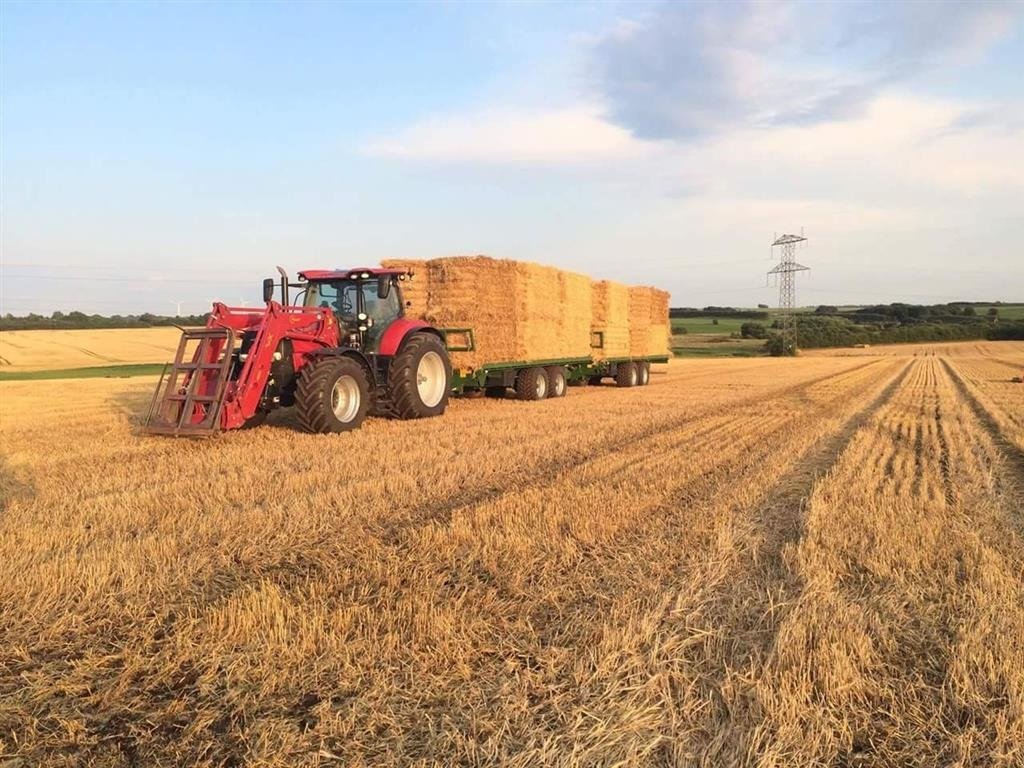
[378,319,443,357]
[303,347,377,386]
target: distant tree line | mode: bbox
[726,302,1023,356]
[760,314,1024,355]
[670,306,769,319]
[1,311,209,331]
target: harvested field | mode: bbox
[1,340,1022,766]
[0,327,183,371]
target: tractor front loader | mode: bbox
[143,267,451,436]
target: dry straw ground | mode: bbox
[1,341,1022,766]
[0,328,183,371]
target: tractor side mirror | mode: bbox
[262,278,275,303]
[378,277,391,299]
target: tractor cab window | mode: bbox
[362,279,402,349]
[362,280,402,325]
[306,282,358,322]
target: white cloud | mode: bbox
[364,90,1022,197]
[362,104,648,166]
[587,1,1022,140]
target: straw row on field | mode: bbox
[382,256,670,370]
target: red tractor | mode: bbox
[144,267,451,436]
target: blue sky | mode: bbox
[2,0,1022,315]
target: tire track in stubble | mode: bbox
[639,358,916,763]
[375,358,887,543]
[940,358,1024,511]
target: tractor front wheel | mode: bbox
[295,357,371,433]
[390,333,451,419]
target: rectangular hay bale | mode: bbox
[380,259,430,319]
[628,286,654,357]
[591,280,630,360]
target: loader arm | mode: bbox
[144,301,339,436]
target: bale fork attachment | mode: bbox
[143,327,236,436]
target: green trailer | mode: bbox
[448,353,669,400]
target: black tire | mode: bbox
[546,366,568,398]
[588,375,604,386]
[390,333,451,419]
[295,357,370,433]
[514,367,548,401]
[636,361,650,386]
[484,386,507,398]
[615,361,638,388]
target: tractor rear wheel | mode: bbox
[546,366,568,397]
[390,333,451,419]
[515,367,548,401]
[637,361,650,386]
[296,357,370,433]
[615,361,638,388]
[588,375,604,386]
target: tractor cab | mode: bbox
[296,269,407,353]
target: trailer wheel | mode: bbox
[588,375,604,386]
[615,362,638,388]
[390,333,451,419]
[515,367,548,401]
[546,366,568,398]
[637,362,650,386]
[296,357,370,433]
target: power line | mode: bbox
[1,272,256,286]
[1,261,269,276]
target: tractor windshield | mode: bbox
[304,278,403,350]
[305,281,359,323]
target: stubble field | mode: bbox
[1,340,1022,767]
[0,328,183,371]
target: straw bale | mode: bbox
[591,280,630,360]
[644,288,671,357]
[649,289,670,325]
[381,259,429,319]
[423,256,520,370]
[628,286,654,357]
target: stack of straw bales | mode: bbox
[647,288,671,357]
[381,256,593,371]
[627,286,671,358]
[380,259,429,317]
[590,280,630,360]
